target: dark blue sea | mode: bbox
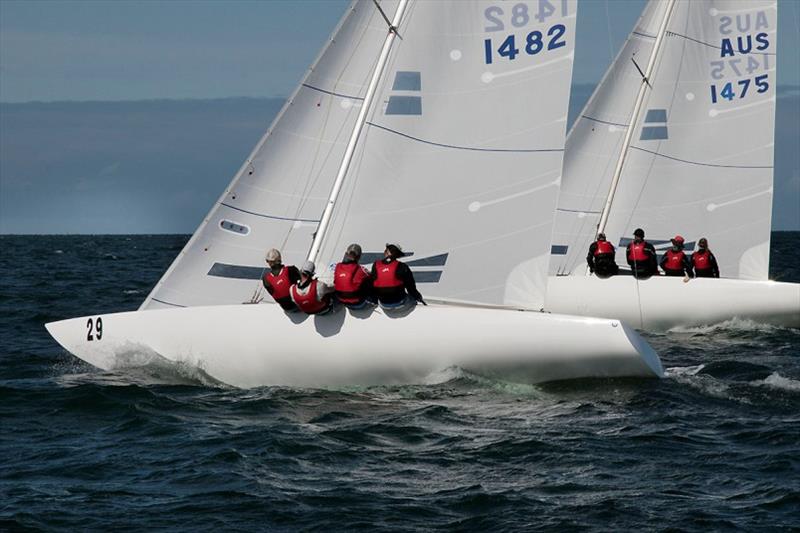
[1,233,799,531]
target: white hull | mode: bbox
[546,276,800,331]
[45,304,662,388]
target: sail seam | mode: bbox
[301,83,365,101]
[557,207,601,214]
[581,115,628,128]
[366,122,564,153]
[630,146,773,169]
[632,31,656,40]
[150,298,186,308]
[219,202,321,222]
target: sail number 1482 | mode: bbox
[483,1,569,65]
[484,25,566,64]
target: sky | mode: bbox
[0,0,799,232]
[3,0,795,103]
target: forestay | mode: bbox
[143,0,578,310]
[550,0,776,280]
[141,1,397,309]
[318,0,578,307]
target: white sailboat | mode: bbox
[46,0,663,387]
[546,0,799,330]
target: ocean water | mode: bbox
[1,233,798,531]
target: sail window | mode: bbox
[392,71,421,91]
[640,108,668,140]
[644,109,667,123]
[208,263,262,279]
[386,96,422,115]
[219,220,250,236]
[640,126,668,140]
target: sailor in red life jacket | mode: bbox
[371,244,425,308]
[586,232,619,277]
[660,235,694,279]
[626,228,658,279]
[333,243,374,309]
[691,237,720,278]
[290,260,334,315]
[262,248,301,311]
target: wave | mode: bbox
[753,372,800,392]
[665,365,800,407]
[665,364,734,401]
[667,317,799,336]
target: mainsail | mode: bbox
[143,0,578,310]
[550,0,777,280]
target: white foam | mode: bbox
[753,372,800,392]
[668,317,796,335]
[665,364,705,377]
[665,364,735,400]
[422,365,466,385]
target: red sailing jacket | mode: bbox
[594,240,614,256]
[290,280,329,314]
[334,262,369,303]
[264,266,292,300]
[373,260,403,288]
[692,250,711,270]
[662,249,687,272]
[627,242,650,262]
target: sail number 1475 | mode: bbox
[710,74,769,103]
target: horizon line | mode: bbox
[3,84,799,106]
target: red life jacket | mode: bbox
[627,242,650,262]
[594,240,614,256]
[290,280,328,314]
[373,260,403,288]
[663,249,686,271]
[334,262,368,304]
[692,250,711,270]
[264,266,292,301]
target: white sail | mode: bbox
[144,0,578,310]
[551,0,776,280]
[141,1,400,309]
[318,0,578,307]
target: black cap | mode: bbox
[633,228,645,238]
[597,232,606,240]
[385,243,404,259]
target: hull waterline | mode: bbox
[46,303,663,388]
[546,276,800,331]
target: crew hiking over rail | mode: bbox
[585,230,721,279]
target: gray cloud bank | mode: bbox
[1,88,798,234]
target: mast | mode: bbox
[594,0,676,238]
[307,0,410,265]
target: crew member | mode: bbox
[691,237,720,278]
[262,248,300,310]
[586,232,619,277]
[371,243,425,308]
[660,235,693,278]
[290,261,334,315]
[333,243,373,308]
[626,228,658,279]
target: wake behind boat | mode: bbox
[46,0,665,386]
